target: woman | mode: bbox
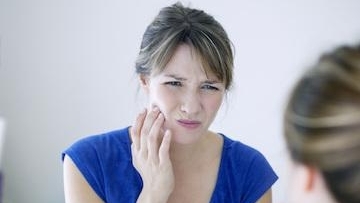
[284,44,360,203]
[63,2,277,203]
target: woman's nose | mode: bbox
[180,91,201,116]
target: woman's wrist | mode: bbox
[137,187,171,203]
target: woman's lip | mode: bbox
[177,119,201,129]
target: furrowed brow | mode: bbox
[203,79,222,84]
[164,74,186,81]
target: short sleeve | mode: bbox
[241,151,278,203]
[211,135,278,203]
[62,135,106,201]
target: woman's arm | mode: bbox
[256,189,272,203]
[63,155,104,203]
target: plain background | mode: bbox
[0,0,359,202]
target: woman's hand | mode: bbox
[130,107,174,203]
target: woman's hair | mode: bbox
[135,2,234,90]
[284,44,360,203]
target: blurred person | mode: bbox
[284,44,360,203]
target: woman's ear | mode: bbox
[290,163,317,192]
[297,164,337,202]
[301,164,327,193]
[304,166,317,191]
[139,74,149,93]
[288,161,336,202]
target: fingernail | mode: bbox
[152,106,159,112]
[139,108,146,115]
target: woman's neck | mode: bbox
[169,131,222,166]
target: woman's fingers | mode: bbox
[131,108,147,151]
[159,130,172,165]
[132,107,169,165]
[147,113,165,163]
[131,108,174,198]
[140,107,160,155]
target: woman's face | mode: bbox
[141,44,225,144]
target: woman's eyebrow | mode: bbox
[164,74,186,81]
[164,74,222,84]
[203,80,221,84]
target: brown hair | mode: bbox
[135,2,234,90]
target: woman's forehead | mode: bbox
[154,44,220,78]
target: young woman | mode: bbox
[284,44,360,203]
[63,2,278,203]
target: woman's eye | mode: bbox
[202,84,219,91]
[164,81,182,86]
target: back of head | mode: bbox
[135,2,234,90]
[284,44,360,203]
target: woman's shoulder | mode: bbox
[217,133,278,202]
[73,126,130,146]
[219,133,276,172]
[62,126,137,202]
[220,134,278,202]
[62,126,131,161]
[220,134,262,158]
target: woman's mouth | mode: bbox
[177,119,201,129]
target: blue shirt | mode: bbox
[62,127,278,203]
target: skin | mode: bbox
[286,160,337,203]
[140,44,226,145]
[63,43,273,203]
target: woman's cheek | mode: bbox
[154,88,177,110]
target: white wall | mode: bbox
[0,0,359,202]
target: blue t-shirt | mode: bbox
[62,127,278,203]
